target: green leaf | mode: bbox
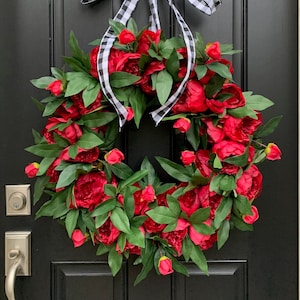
[33,176,49,204]
[220,43,242,55]
[65,72,90,97]
[65,209,79,237]
[109,162,134,180]
[219,175,236,192]
[227,104,258,119]
[156,156,191,182]
[192,223,216,235]
[166,49,180,79]
[127,18,138,35]
[213,155,222,169]
[108,248,123,276]
[230,214,254,232]
[110,72,141,88]
[82,82,100,107]
[118,169,148,191]
[207,62,233,81]
[91,198,117,217]
[96,244,110,256]
[156,70,173,105]
[244,93,274,111]
[25,143,63,157]
[123,185,137,220]
[82,111,117,128]
[56,164,78,189]
[195,65,207,80]
[186,118,201,151]
[166,195,181,216]
[128,88,147,128]
[43,99,65,117]
[189,208,211,224]
[111,207,131,234]
[134,241,156,286]
[127,227,145,248]
[214,197,233,229]
[109,19,126,35]
[37,157,56,176]
[195,32,207,60]
[77,132,103,149]
[190,244,208,275]
[223,148,249,167]
[104,184,117,197]
[81,210,96,232]
[31,76,55,89]
[140,157,156,186]
[146,206,177,224]
[95,214,109,228]
[217,220,230,249]
[182,237,193,261]
[233,195,252,215]
[205,74,226,98]
[170,256,189,276]
[254,115,282,138]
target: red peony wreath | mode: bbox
[25,18,282,285]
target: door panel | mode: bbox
[0,0,297,299]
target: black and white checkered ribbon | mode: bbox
[93,0,221,127]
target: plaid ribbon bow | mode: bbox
[82,0,221,127]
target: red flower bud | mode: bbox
[25,162,40,178]
[243,205,259,224]
[173,118,191,133]
[180,150,195,166]
[105,148,125,164]
[205,41,221,59]
[46,79,63,96]
[158,256,174,275]
[265,143,282,161]
[118,29,136,44]
[71,229,87,247]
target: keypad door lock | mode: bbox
[6,185,31,216]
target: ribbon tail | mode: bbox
[148,0,161,31]
[188,0,222,16]
[150,0,196,126]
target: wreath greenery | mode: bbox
[25,18,282,285]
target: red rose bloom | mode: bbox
[204,119,225,143]
[144,218,166,233]
[140,61,165,94]
[55,102,80,120]
[72,92,102,115]
[71,229,86,248]
[142,185,155,201]
[118,29,136,44]
[236,165,263,201]
[105,148,125,164]
[158,256,174,275]
[95,219,120,246]
[74,171,109,209]
[172,80,207,114]
[46,80,63,96]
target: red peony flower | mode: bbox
[89,46,100,79]
[178,188,201,217]
[60,146,100,163]
[217,83,246,109]
[195,150,212,178]
[95,219,120,246]
[236,165,263,201]
[74,171,109,209]
[243,205,259,224]
[212,140,246,161]
[136,29,161,54]
[189,225,217,250]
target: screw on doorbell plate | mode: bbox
[5,185,31,216]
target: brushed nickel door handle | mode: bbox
[5,250,22,300]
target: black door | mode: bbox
[0,0,297,299]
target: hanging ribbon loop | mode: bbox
[94,0,221,128]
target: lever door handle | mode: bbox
[5,250,22,300]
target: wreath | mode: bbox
[25,15,282,285]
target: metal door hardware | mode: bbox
[6,184,31,216]
[5,232,31,300]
